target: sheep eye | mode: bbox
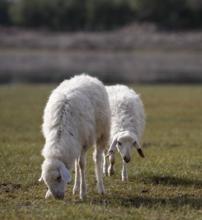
[56,176,62,182]
[117,141,122,146]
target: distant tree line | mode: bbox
[0,0,202,30]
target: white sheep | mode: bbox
[104,85,145,181]
[39,74,110,200]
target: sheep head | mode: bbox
[107,131,144,162]
[39,159,71,200]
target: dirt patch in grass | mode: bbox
[0,183,21,193]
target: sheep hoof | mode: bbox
[79,191,87,200]
[108,168,115,176]
[122,176,128,182]
[73,188,79,195]
[103,169,108,176]
[98,190,105,195]
[79,195,86,201]
[98,186,105,195]
[73,183,80,195]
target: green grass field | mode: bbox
[0,84,202,220]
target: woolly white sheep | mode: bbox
[104,85,145,181]
[39,74,110,200]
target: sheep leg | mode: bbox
[93,147,105,195]
[103,152,108,176]
[121,161,128,181]
[73,159,80,195]
[108,154,115,176]
[78,152,87,200]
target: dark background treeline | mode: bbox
[1,0,202,31]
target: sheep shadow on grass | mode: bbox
[118,195,202,209]
[89,194,202,210]
[144,175,202,188]
[88,175,202,210]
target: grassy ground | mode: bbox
[0,84,202,220]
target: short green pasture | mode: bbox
[0,84,201,220]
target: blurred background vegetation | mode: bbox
[0,0,202,30]
[0,0,202,84]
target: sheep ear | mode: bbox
[60,166,71,183]
[133,140,145,158]
[38,174,43,182]
[45,189,53,199]
[107,135,118,155]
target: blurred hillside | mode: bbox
[0,0,202,84]
[0,24,202,84]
